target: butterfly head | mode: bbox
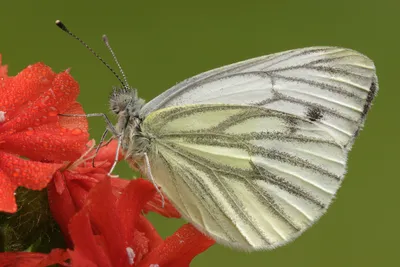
[109,86,145,118]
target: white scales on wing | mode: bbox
[141,47,377,150]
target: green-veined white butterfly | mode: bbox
[57,21,378,251]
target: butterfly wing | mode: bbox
[141,47,378,149]
[142,104,347,250]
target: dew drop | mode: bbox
[40,76,49,84]
[48,111,58,117]
[48,107,58,117]
[71,128,82,135]
[12,168,21,177]
[26,128,34,136]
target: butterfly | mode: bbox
[56,21,378,251]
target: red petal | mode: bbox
[69,178,157,267]
[136,215,163,250]
[48,170,99,246]
[1,127,88,161]
[138,224,215,267]
[64,172,97,209]
[0,152,61,189]
[68,206,112,267]
[110,176,129,191]
[0,72,89,162]
[84,178,128,266]
[0,70,79,134]
[67,249,99,267]
[0,152,61,213]
[112,177,181,219]
[0,168,17,213]
[59,102,89,132]
[0,62,55,114]
[35,249,70,267]
[48,172,78,246]
[144,192,181,218]
[0,248,69,267]
[85,139,123,173]
[131,230,150,263]
[117,179,157,260]
[94,139,123,162]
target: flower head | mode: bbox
[0,56,89,212]
[48,140,180,245]
[46,140,213,266]
[67,177,214,267]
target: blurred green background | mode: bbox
[0,0,398,266]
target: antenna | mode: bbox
[102,35,130,89]
[55,20,126,87]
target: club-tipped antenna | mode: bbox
[55,20,126,87]
[102,35,130,89]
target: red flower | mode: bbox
[0,55,214,266]
[48,140,180,246]
[67,177,214,267]
[47,140,213,266]
[1,178,215,267]
[0,55,89,213]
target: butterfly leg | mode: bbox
[107,134,122,176]
[92,128,109,167]
[59,113,122,174]
[59,113,119,136]
[144,152,165,208]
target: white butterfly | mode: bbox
[112,47,378,251]
[56,22,378,251]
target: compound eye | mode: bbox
[109,87,134,114]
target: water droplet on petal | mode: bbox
[71,128,82,135]
[40,76,49,84]
[13,168,21,177]
[48,107,58,117]
[26,128,34,136]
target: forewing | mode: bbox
[142,104,348,250]
[141,47,378,149]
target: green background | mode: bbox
[1,0,398,266]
